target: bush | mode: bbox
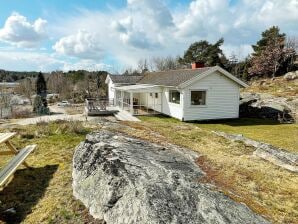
[55,120,89,135]
[11,107,33,119]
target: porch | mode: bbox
[114,84,163,116]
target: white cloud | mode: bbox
[49,0,297,69]
[112,16,160,49]
[0,51,63,71]
[1,0,298,71]
[0,12,47,48]
[0,50,111,72]
[53,30,103,59]
[127,0,174,29]
[176,0,232,39]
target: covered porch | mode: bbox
[114,84,163,116]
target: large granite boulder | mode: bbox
[73,130,269,224]
[240,92,296,123]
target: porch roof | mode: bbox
[114,84,162,93]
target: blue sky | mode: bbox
[0,0,297,72]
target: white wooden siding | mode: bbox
[107,78,115,100]
[182,71,240,121]
[162,88,183,120]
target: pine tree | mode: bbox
[36,72,47,97]
[249,26,295,77]
[179,38,228,68]
[252,26,286,56]
[33,72,49,114]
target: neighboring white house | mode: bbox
[105,65,248,121]
[106,75,143,100]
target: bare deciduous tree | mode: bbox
[15,78,34,104]
[151,56,183,71]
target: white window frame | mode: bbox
[189,89,208,107]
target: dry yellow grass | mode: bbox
[0,121,101,224]
[116,117,298,224]
[193,118,298,153]
[244,77,298,98]
[0,117,297,223]
[64,106,84,115]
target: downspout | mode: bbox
[181,88,185,121]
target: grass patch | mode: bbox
[119,117,298,223]
[191,118,298,153]
[245,77,298,98]
[0,121,101,224]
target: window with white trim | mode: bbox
[169,90,180,104]
[191,91,206,105]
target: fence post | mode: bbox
[130,92,133,114]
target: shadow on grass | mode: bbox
[140,114,283,126]
[0,165,58,224]
[187,118,282,126]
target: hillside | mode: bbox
[244,74,298,99]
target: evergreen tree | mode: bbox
[179,38,228,68]
[249,26,295,77]
[33,72,49,114]
[252,26,286,56]
[36,72,47,97]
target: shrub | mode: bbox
[11,108,33,119]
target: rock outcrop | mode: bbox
[73,130,269,224]
[240,92,296,123]
[213,131,298,172]
[284,71,298,81]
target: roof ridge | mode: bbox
[110,74,144,77]
[144,66,214,74]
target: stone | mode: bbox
[213,131,298,172]
[73,130,269,224]
[284,71,298,81]
[240,92,296,123]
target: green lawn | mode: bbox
[194,118,298,153]
[140,116,298,152]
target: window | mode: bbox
[155,93,158,98]
[191,91,206,105]
[169,90,180,104]
[150,93,153,97]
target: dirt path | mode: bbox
[0,105,100,128]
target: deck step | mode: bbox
[0,145,36,189]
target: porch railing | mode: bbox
[116,98,161,116]
[85,98,114,112]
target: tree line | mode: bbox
[129,26,297,80]
[15,70,108,104]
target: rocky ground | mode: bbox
[240,92,298,123]
[241,73,298,123]
[73,129,269,224]
[213,131,298,172]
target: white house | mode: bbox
[105,65,248,121]
[105,75,143,100]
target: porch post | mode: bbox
[130,92,133,114]
[154,93,156,115]
[146,93,148,113]
[121,91,124,109]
